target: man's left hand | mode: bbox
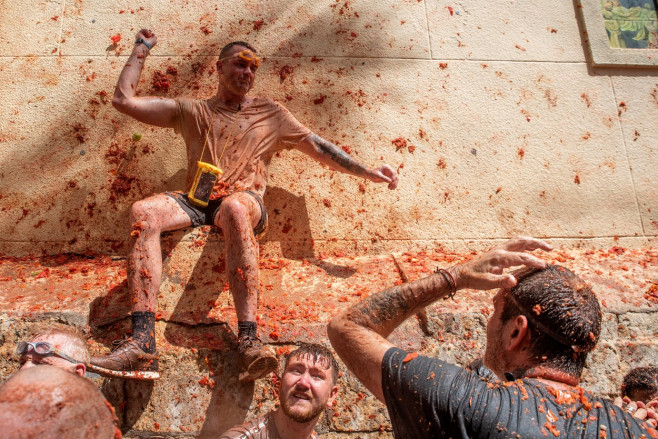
[451,236,553,291]
[368,165,398,190]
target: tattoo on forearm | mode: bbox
[352,285,412,327]
[312,134,367,174]
[349,273,448,330]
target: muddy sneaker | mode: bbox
[237,336,278,383]
[89,338,160,380]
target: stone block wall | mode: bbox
[0,0,656,257]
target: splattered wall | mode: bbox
[0,0,656,257]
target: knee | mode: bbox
[130,201,160,233]
[218,197,250,228]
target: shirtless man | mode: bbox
[614,366,658,427]
[622,367,658,404]
[0,366,120,439]
[90,29,398,381]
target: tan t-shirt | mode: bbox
[174,96,312,199]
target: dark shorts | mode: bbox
[165,190,268,238]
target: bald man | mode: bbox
[0,365,120,439]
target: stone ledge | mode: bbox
[1,232,656,258]
[0,244,656,436]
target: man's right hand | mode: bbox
[135,29,157,50]
[449,236,553,292]
[113,27,177,128]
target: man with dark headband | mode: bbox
[18,325,90,377]
[91,29,398,381]
[220,343,338,439]
[329,236,656,438]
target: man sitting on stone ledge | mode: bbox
[220,343,338,439]
[0,365,120,439]
[91,29,398,381]
[328,236,657,438]
[17,324,89,378]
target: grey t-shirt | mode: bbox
[382,347,654,438]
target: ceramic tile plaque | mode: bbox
[578,0,658,66]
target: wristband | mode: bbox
[135,38,151,50]
[435,268,457,300]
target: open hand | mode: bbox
[368,165,398,190]
[451,236,553,290]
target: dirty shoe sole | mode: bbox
[239,356,278,383]
[87,363,160,380]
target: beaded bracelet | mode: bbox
[135,38,151,50]
[435,268,457,300]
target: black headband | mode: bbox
[506,293,590,353]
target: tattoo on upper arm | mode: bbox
[311,134,366,173]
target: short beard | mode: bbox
[281,400,324,424]
[484,334,506,379]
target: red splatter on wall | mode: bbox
[253,19,265,31]
[392,137,407,150]
[152,71,170,91]
[279,65,293,83]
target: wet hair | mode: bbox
[30,323,90,364]
[0,365,119,439]
[500,265,602,378]
[622,366,658,402]
[219,41,257,60]
[284,343,339,384]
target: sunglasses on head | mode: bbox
[220,49,261,68]
[16,341,82,365]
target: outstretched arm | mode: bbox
[296,134,398,189]
[112,29,178,128]
[327,236,553,402]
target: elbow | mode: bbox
[327,315,344,350]
[112,96,125,112]
[112,95,130,114]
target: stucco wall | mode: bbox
[1,0,656,257]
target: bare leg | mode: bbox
[129,194,192,313]
[215,192,261,322]
[90,194,191,379]
[215,192,277,382]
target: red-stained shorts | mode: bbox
[165,190,267,238]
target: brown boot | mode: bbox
[89,338,160,380]
[237,336,278,383]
